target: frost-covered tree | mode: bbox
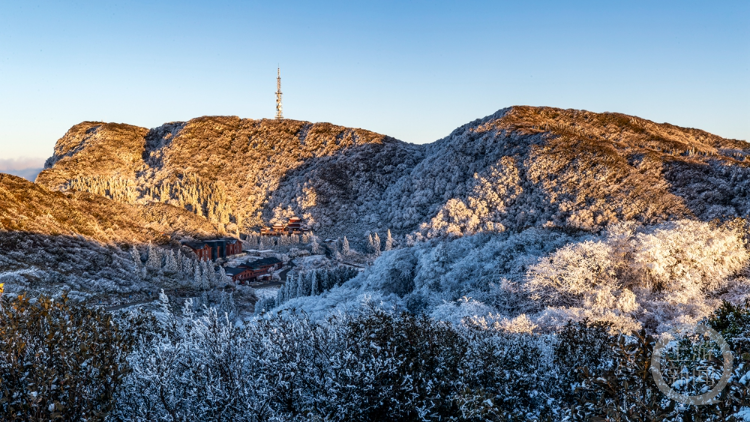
[163,250,179,274]
[373,232,381,254]
[254,296,276,315]
[311,271,319,296]
[342,236,350,256]
[206,262,219,287]
[277,281,285,305]
[183,256,194,278]
[199,261,210,290]
[0,294,134,421]
[194,264,202,289]
[368,233,381,257]
[525,220,749,332]
[146,243,161,270]
[130,246,142,272]
[296,272,306,298]
[385,229,394,251]
[311,236,322,255]
[218,266,231,285]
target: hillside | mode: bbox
[0,173,224,303]
[37,107,750,243]
[37,117,423,240]
[397,106,750,239]
[0,173,220,244]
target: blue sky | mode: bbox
[0,0,748,165]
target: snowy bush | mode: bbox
[113,303,567,421]
[525,220,749,332]
[0,294,135,421]
[268,219,750,336]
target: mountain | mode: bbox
[397,106,750,239]
[37,106,750,244]
[36,118,423,241]
[0,173,222,302]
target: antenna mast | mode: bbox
[275,67,283,120]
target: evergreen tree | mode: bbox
[200,261,210,290]
[373,233,382,257]
[175,250,183,275]
[164,250,179,274]
[320,270,330,291]
[194,265,202,288]
[311,236,321,255]
[296,272,304,298]
[217,292,237,321]
[146,243,161,270]
[219,266,231,285]
[342,237,350,256]
[130,247,142,273]
[311,271,319,296]
[287,276,297,300]
[277,281,285,305]
[206,262,217,287]
[181,257,193,283]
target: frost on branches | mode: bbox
[271,219,750,335]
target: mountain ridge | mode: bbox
[36,106,750,242]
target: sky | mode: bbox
[0,0,748,172]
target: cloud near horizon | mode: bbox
[0,157,47,181]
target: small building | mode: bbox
[183,241,213,261]
[260,217,310,236]
[225,238,243,256]
[286,217,302,231]
[239,257,282,273]
[224,267,255,283]
[182,238,243,261]
[225,257,283,284]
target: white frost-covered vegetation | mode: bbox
[7,289,750,421]
[0,231,245,310]
[270,219,750,335]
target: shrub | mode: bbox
[0,294,135,421]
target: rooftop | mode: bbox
[239,257,282,269]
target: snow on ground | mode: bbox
[254,287,280,299]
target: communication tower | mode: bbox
[275,67,283,120]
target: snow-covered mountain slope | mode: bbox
[37,106,750,242]
[0,173,226,303]
[36,117,423,241]
[1,173,220,243]
[392,107,750,239]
